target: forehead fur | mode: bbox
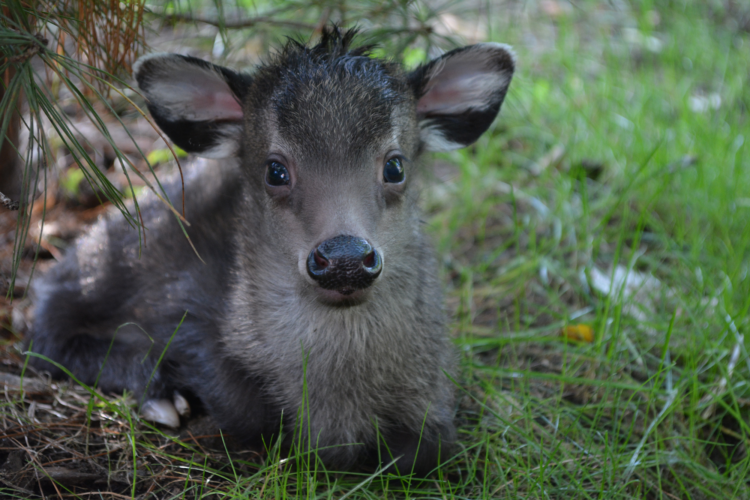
[252,28,412,158]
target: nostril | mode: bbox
[363,251,376,269]
[362,249,382,277]
[307,248,330,278]
[313,249,329,269]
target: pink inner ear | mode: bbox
[418,59,481,115]
[417,81,465,115]
[185,70,243,120]
[194,91,243,121]
[417,51,509,116]
[154,64,245,122]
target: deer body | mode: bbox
[29,28,514,474]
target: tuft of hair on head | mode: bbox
[281,25,376,65]
[314,25,373,59]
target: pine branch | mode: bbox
[160,12,317,31]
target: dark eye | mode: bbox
[383,157,405,183]
[266,161,290,186]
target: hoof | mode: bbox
[141,398,180,428]
[173,391,191,417]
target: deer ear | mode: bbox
[134,54,252,158]
[408,43,515,152]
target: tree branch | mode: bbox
[160,12,317,31]
[0,190,19,211]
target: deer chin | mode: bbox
[314,286,370,306]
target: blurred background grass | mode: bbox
[1,0,750,498]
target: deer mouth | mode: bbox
[314,286,370,306]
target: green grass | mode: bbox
[4,1,750,498]
[421,1,750,498]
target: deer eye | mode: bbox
[383,157,405,183]
[266,161,290,186]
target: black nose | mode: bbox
[307,235,382,294]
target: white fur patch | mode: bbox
[199,123,243,159]
[419,121,464,152]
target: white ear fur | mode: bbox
[415,43,515,152]
[192,123,244,159]
[419,126,465,153]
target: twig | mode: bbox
[314,7,333,34]
[0,190,19,210]
[0,373,49,393]
[7,34,48,64]
[161,12,316,31]
[185,429,210,457]
[58,492,135,499]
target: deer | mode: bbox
[28,27,515,476]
